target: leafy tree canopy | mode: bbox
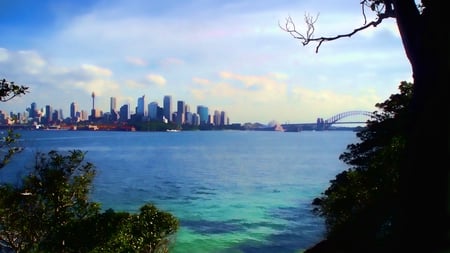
[309,81,412,252]
[0,79,29,102]
[0,150,179,253]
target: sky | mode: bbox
[0,0,412,124]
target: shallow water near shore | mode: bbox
[2,130,357,252]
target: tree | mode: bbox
[0,79,28,103]
[0,150,179,253]
[0,78,28,168]
[281,2,448,252]
[308,81,411,252]
[0,80,179,252]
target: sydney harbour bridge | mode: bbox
[281,110,374,131]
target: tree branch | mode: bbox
[280,1,396,53]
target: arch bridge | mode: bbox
[281,110,374,131]
[317,110,374,130]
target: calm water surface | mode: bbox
[3,130,358,253]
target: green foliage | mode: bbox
[0,150,179,253]
[311,81,412,249]
[85,205,179,253]
[0,129,23,169]
[0,150,100,252]
[0,78,27,169]
[132,121,180,131]
[0,79,29,102]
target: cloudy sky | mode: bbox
[0,0,412,124]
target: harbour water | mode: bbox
[1,130,358,253]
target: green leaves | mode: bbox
[0,150,179,252]
[0,78,29,102]
[0,129,23,169]
[312,81,412,248]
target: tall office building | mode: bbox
[148,102,159,120]
[29,102,38,119]
[197,105,209,125]
[163,95,172,122]
[136,95,147,116]
[220,111,228,126]
[213,110,221,126]
[119,103,131,122]
[110,97,117,113]
[177,100,185,125]
[109,97,118,121]
[70,102,78,120]
[45,105,53,123]
[80,110,88,121]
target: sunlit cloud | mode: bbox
[80,64,112,77]
[146,74,166,86]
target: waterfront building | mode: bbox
[192,113,200,126]
[29,102,39,120]
[109,97,119,121]
[197,105,209,125]
[185,111,193,125]
[213,110,221,126]
[110,97,117,113]
[220,111,228,126]
[80,110,88,121]
[148,102,159,120]
[177,100,185,125]
[119,103,131,122]
[136,95,147,117]
[70,102,78,121]
[45,105,53,123]
[163,95,173,122]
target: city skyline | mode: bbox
[0,1,412,124]
[5,92,229,124]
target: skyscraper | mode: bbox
[70,102,78,120]
[45,105,53,123]
[148,102,159,120]
[163,95,172,122]
[177,100,185,125]
[213,110,221,126]
[110,97,119,121]
[136,95,147,116]
[119,103,130,122]
[110,97,117,114]
[197,105,209,125]
[29,102,38,119]
[220,111,228,126]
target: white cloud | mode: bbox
[146,74,166,86]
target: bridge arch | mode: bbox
[317,110,374,130]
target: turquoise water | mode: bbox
[2,130,358,252]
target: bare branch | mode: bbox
[280,1,396,53]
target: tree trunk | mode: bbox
[395,1,449,252]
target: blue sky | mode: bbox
[0,0,412,124]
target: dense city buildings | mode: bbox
[0,92,231,131]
